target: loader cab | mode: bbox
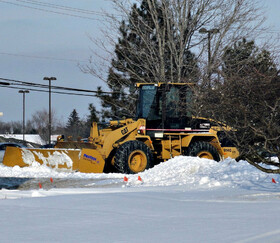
[136,83,193,129]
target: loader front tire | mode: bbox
[114,140,153,174]
[187,141,220,162]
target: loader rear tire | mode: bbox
[187,141,220,162]
[114,140,153,174]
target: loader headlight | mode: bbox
[138,125,146,135]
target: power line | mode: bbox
[0,52,87,63]
[1,0,278,34]
[0,84,98,97]
[0,77,118,95]
[0,77,129,111]
[0,0,104,21]
[0,82,130,117]
[16,0,109,16]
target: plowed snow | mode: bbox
[0,156,273,189]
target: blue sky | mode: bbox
[0,0,279,123]
[0,0,111,123]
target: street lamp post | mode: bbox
[199,28,219,86]
[43,76,56,145]
[18,90,30,142]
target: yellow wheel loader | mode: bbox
[3,83,239,174]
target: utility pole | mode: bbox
[43,76,56,145]
[18,90,29,142]
[199,28,219,87]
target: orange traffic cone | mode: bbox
[50,177,53,183]
[124,176,128,182]
[138,176,143,182]
[39,182,42,189]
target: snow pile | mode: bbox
[0,163,123,180]
[128,156,271,189]
[0,134,60,145]
[0,134,45,145]
[0,156,273,190]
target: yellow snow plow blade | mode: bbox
[2,147,105,173]
[78,148,105,173]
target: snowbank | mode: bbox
[0,156,273,190]
[0,134,45,145]
[128,156,272,189]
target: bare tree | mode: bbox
[0,120,36,134]
[31,109,58,143]
[197,0,267,86]
[83,0,265,83]
[0,121,12,134]
[81,0,265,121]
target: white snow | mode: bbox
[0,156,272,189]
[0,156,280,242]
[32,150,74,169]
[21,148,37,165]
[0,134,45,145]
[0,134,59,145]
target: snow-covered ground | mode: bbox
[0,157,280,242]
[0,134,59,145]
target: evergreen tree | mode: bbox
[65,109,82,140]
[98,0,199,121]
[222,38,277,81]
[87,103,100,124]
[82,104,100,137]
